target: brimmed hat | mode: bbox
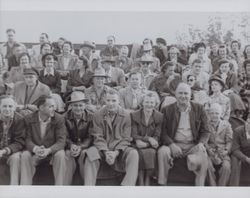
[156,38,167,46]
[209,75,225,88]
[23,68,39,76]
[92,67,107,78]
[101,56,115,63]
[67,91,89,104]
[139,55,154,63]
[80,41,96,49]
[218,58,230,67]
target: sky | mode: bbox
[0,0,249,46]
[0,11,248,45]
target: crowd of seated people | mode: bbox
[0,28,250,186]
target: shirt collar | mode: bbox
[44,68,55,76]
[246,123,250,139]
[176,102,191,113]
[38,112,51,123]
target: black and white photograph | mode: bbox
[0,0,250,197]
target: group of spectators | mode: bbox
[0,28,250,186]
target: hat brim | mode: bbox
[81,44,95,49]
[92,75,107,78]
[67,98,89,104]
[101,60,115,63]
[140,60,154,63]
[209,78,225,87]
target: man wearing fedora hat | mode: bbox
[138,54,158,89]
[79,41,96,67]
[64,91,94,184]
[158,83,210,186]
[101,56,126,88]
[13,68,50,116]
[84,89,139,185]
[85,67,113,111]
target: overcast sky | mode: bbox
[0,0,249,45]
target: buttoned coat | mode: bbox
[66,69,93,92]
[0,112,25,153]
[39,69,62,94]
[91,106,132,152]
[65,109,93,149]
[13,81,50,106]
[130,109,163,142]
[161,102,210,146]
[24,111,66,154]
[206,120,233,151]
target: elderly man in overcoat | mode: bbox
[158,82,210,186]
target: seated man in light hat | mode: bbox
[0,95,25,185]
[138,54,158,89]
[158,82,210,186]
[64,91,94,184]
[134,39,161,74]
[101,56,126,88]
[85,67,113,111]
[83,89,139,185]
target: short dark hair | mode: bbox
[161,61,175,73]
[231,40,241,49]
[42,53,57,67]
[41,33,49,39]
[18,52,31,65]
[62,41,73,50]
[217,45,229,55]
[36,95,53,108]
[40,42,53,54]
[194,42,206,52]
[6,28,15,34]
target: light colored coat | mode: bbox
[13,81,50,105]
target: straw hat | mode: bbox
[67,91,89,104]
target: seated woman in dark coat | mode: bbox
[66,56,93,96]
[38,53,65,112]
[130,92,163,185]
[39,53,61,94]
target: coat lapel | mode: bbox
[29,82,41,104]
[19,83,26,104]
[31,113,42,143]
